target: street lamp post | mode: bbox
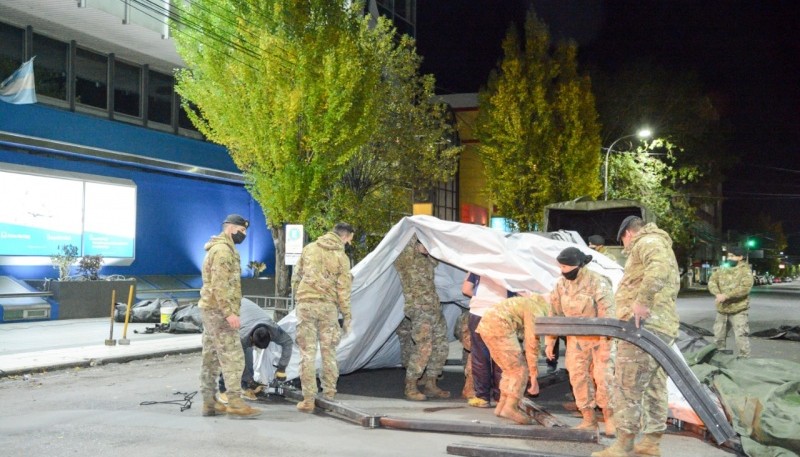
[603,129,652,200]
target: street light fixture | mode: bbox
[603,128,652,200]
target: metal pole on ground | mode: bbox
[105,289,117,346]
[119,285,134,345]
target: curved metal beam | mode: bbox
[534,316,735,444]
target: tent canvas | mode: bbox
[256,215,624,381]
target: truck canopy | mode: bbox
[543,198,654,246]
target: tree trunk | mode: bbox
[272,225,291,297]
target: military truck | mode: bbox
[543,198,654,265]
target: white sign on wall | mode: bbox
[284,224,304,266]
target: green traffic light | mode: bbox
[746,239,756,248]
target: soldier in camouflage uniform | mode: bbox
[708,247,754,358]
[547,247,616,435]
[198,214,261,418]
[592,216,680,457]
[476,295,550,424]
[292,223,354,413]
[393,234,450,401]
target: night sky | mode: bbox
[416,1,800,252]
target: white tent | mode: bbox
[255,215,624,382]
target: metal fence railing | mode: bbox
[244,295,295,316]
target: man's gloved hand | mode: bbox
[274,370,287,381]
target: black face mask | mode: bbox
[232,231,246,245]
[562,267,580,281]
[728,260,738,267]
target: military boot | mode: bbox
[296,398,315,413]
[404,378,427,401]
[497,396,530,425]
[602,407,616,436]
[201,398,227,417]
[633,432,663,456]
[574,408,598,430]
[590,432,634,457]
[226,395,262,418]
[422,375,451,399]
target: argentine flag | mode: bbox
[0,57,37,105]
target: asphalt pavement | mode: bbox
[2,284,799,456]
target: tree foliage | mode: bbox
[171,1,458,285]
[606,139,700,250]
[475,9,602,231]
[594,61,731,258]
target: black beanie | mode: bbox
[557,247,592,267]
[251,324,272,349]
[588,235,605,246]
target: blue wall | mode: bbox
[0,102,238,173]
[0,104,275,280]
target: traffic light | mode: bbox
[746,238,757,249]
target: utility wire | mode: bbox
[122,0,294,72]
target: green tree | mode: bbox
[475,10,602,231]
[595,61,731,259]
[319,29,461,259]
[172,1,457,288]
[172,1,383,294]
[606,140,700,250]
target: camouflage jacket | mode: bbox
[198,232,242,316]
[393,236,440,313]
[547,267,615,345]
[708,262,753,314]
[477,296,550,375]
[291,232,352,319]
[615,223,680,339]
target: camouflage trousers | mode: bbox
[199,307,245,402]
[399,306,448,381]
[296,300,342,400]
[457,311,475,399]
[565,336,612,411]
[714,311,750,358]
[480,329,536,400]
[612,339,670,435]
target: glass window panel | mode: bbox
[0,22,23,77]
[147,70,173,125]
[178,96,199,131]
[75,47,108,109]
[113,60,141,117]
[32,33,68,100]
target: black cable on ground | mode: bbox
[140,390,197,412]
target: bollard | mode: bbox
[118,285,134,345]
[105,289,117,346]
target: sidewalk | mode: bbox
[0,318,201,376]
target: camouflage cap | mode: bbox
[223,214,249,228]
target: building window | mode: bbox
[147,70,173,125]
[433,178,458,222]
[0,22,23,76]
[75,47,108,109]
[32,33,68,101]
[178,95,199,132]
[114,60,141,118]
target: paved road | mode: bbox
[2,284,797,456]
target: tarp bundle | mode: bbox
[686,345,800,456]
[260,215,623,381]
[114,298,175,323]
[113,299,202,333]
